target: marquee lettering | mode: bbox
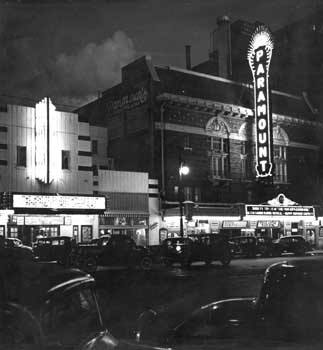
[248,26,274,178]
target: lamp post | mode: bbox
[179,158,189,238]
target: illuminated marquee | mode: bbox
[247,26,274,177]
[13,194,106,210]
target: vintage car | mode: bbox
[271,235,312,256]
[230,236,273,258]
[0,259,167,350]
[134,256,323,349]
[160,234,233,267]
[72,234,153,272]
[0,237,35,261]
[33,236,73,265]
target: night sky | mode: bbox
[0,0,319,109]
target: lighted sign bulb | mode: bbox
[180,165,189,176]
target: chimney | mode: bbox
[185,45,191,70]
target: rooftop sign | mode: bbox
[247,26,274,178]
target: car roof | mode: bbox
[266,256,323,275]
[1,261,93,307]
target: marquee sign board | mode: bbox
[245,205,315,217]
[247,26,274,178]
[13,194,106,211]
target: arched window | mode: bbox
[205,117,230,179]
[238,122,254,179]
[273,126,289,183]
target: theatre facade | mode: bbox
[77,27,323,245]
[0,97,157,246]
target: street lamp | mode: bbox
[179,161,189,237]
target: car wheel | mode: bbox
[82,257,97,273]
[139,256,153,271]
[220,249,232,266]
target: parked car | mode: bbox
[0,237,35,261]
[134,256,323,349]
[230,236,257,258]
[72,234,153,272]
[230,236,273,258]
[0,260,166,350]
[271,235,311,256]
[160,233,233,267]
[33,236,72,265]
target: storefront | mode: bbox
[243,194,318,245]
[161,194,319,247]
[98,212,149,246]
[162,204,243,240]
[7,193,106,245]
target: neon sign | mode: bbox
[248,26,274,178]
[35,97,57,184]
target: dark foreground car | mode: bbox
[134,256,323,349]
[72,234,153,273]
[160,234,232,267]
[0,259,167,350]
[271,235,312,256]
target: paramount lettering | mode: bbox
[247,27,274,178]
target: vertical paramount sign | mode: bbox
[248,26,274,178]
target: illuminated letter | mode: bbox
[257,91,266,103]
[258,119,266,130]
[259,146,268,158]
[257,104,266,116]
[256,50,264,62]
[259,160,268,171]
[259,133,267,144]
[257,77,265,89]
[256,64,265,75]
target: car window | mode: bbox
[42,289,101,338]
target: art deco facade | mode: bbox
[0,97,156,245]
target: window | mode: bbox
[208,137,229,179]
[92,140,98,155]
[62,150,70,170]
[17,146,26,167]
[9,226,18,238]
[194,187,201,202]
[184,135,192,151]
[92,165,98,176]
[183,187,193,201]
[81,226,93,242]
[273,145,287,183]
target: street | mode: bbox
[94,255,308,338]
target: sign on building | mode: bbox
[247,26,274,178]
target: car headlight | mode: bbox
[176,245,181,252]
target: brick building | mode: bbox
[77,51,323,240]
